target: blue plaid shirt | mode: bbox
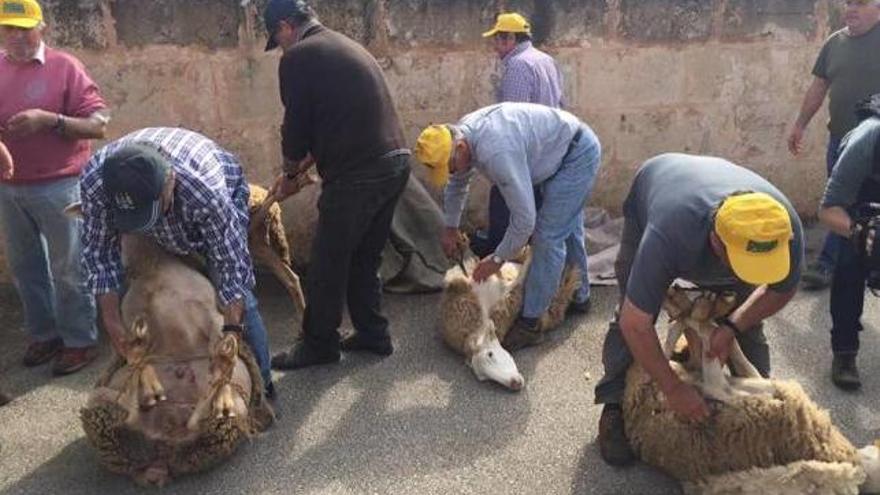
[496,41,564,109]
[80,127,255,306]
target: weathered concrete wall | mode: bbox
[0,0,848,277]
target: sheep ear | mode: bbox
[63,202,83,219]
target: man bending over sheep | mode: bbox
[414,102,601,350]
[78,127,275,400]
[594,153,804,467]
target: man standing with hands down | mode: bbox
[593,153,804,467]
[414,102,600,351]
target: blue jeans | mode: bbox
[0,177,97,348]
[208,268,271,386]
[242,290,272,386]
[522,126,600,318]
[829,239,865,354]
[818,136,844,269]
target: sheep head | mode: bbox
[468,330,524,392]
[860,443,880,494]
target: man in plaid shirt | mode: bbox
[79,127,274,398]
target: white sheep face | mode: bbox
[469,337,524,391]
[860,445,880,494]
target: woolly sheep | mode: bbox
[78,234,274,486]
[439,258,581,391]
[620,288,880,494]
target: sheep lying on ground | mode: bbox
[79,234,274,486]
[439,258,580,391]
[248,183,306,315]
[621,288,880,494]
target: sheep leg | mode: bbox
[212,383,237,419]
[696,323,735,403]
[663,320,686,359]
[138,364,167,408]
[727,339,762,379]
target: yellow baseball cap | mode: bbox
[715,192,793,285]
[482,12,531,38]
[414,124,453,188]
[0,0,42,29]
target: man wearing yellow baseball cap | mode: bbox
[1,0,112,375]
[474,11,565,262]
[593,153,804,468]
[415,102,602,352]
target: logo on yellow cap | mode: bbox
[715,192,793,285]
[0,0,42,29]
[482,12,531,38]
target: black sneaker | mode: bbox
[567,297,592,316]
[598,404,636,466]
[340,333,393,356]
[802,261,832,291]
[264,382,277,401]
[831,353,861,390]
[502,317,543,351]
[271,343,339,370]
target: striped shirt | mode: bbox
[496,41,564,108]
[80,127,254,305]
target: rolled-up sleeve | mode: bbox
[80,157,124,295]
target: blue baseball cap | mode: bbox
[101,144,170,233]
[263,0,311,51]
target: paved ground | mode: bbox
[0,267,878,494]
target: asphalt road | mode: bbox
[0,271,878,495]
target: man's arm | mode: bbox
[96,292,127,355]
[788,77,830,156]
[3,110,109,140]
[707,285,795,363]
[619,298,710,421]
[820,206,853,237]
[279,55,312,163]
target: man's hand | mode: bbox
[786,124,805,156]
[706,323,736,363]
[441,227,462,259]
[282,153,315,176]
[268,169,317,202]
[4,109,56,137]
[663,381,710,422]
[0,141,13,180]
[472,256,502,283]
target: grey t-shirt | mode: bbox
[822,117,880,208]
[624,153,804,316]
[812,24,880,138]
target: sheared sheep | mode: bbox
[620,288,880,494]
[439,257,581,391]
[78,234,274,486]
[247,183,306,315]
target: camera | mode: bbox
[855,203,880,295]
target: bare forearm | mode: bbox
[794,78,829,129]
[819,206,853,237]
[728,285,795,332]
[96,292,126,353]
[59,111,109,140]
[222,298,245,325]
[619,300,681,393]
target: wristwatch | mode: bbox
[490,254,504,264]
[714,316,742,334]
[222,323,245,335]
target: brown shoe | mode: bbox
[502,318,543,352]
[52,346,98,376]
[598,404,637,466]
[22,337,63,367]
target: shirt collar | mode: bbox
[3,41,46,64]
[502,41,531,64]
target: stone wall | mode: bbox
[0,0,848,278]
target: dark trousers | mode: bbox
[830,240,865,354]
[818,135,844,269]
[593,216,770,405]
[301,155,410,356]
[472,185,543,258]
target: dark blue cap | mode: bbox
[263,0,311,51]
[101,144,170,233]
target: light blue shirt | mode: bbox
[443,102,582,260]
